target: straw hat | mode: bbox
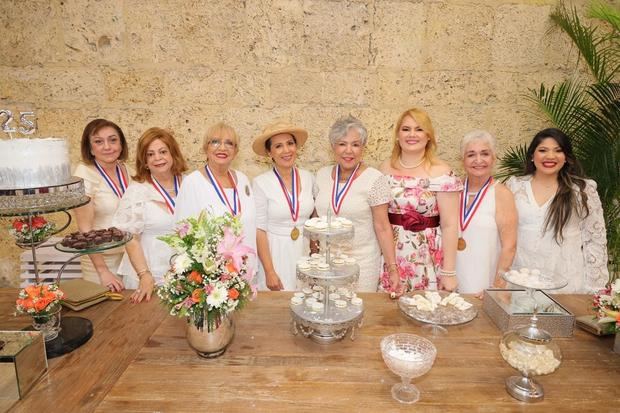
[252,121,308,156]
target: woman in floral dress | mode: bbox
[380,108,462,292]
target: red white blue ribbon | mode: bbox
[331,163,360,215]
[459,176,493,232]
[151,175,180,214]
[204,165,241,216]
[273,167,300,223]
[94,160,128,198]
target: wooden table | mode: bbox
[2,290,619,412]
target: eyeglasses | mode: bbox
[207,138,236,149]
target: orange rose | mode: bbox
[191,288,204,303]
[226,261,237,274]
[228,288,239,300]
[188,270,202,284]
[34,298,50,312]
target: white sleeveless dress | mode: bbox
[455,184,500,294]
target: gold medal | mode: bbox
[457,237,466,251]
[291,226,300,240]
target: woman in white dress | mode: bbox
[174,122,257,282]
[380,108,462,293]
[315,115,399,292]
[74,119,133,291]
[113,128,188,303]
[252,121,315,291]
[455,130,517,296]
[507,128,609,293]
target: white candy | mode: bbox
[290,296,303,306]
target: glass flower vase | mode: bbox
[31,303,62,342]
[186,312,235,358]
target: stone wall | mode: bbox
[0,0,588,286]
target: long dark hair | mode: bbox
[525,128,589,242]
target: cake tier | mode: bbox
[0,177,88,217]
[0,138,71,190]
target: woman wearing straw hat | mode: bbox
[252,121,315,291]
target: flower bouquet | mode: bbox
[9,215,56,245]
[157,211,256,333]
[593,278,620,334]
[16,283,64,341]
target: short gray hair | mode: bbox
[460,130,497,158]
[328,115,368,146]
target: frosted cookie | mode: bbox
[317,263,330,271]
[291,296,303,306]
[334,299,347,308]
[332,258,345,266]
[351,297,363,306]
[311,302,324,312]
[305,297,317,308]
[302,287,313,295]
[328,293,340,301]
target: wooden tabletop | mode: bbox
[2,290,619,412]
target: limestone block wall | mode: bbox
[0,0,588,286]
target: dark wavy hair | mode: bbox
[525,128,589,242]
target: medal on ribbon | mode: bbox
[204,165,241,216]
[151,175,180,214]
[94,160,128,198]
[331,163,360,215]
[273,167,301,240]
[458,176,493,250]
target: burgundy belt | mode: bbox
[388,212,440,232]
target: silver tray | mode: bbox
[296,263,359,287]
[302,225,355,241]
[398,291,478,326]
[290,299,363,325]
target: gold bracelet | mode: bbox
[136,269,151,278]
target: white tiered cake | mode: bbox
[0,138,72,189]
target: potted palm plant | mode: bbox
[498,1,619,278]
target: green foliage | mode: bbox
[499,1,620,276]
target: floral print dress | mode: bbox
[380,173,463,292]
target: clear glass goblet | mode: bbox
[380,333,437,404]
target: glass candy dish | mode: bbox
[380,333,436,404]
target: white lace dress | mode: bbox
[253,168,315,291]
[112,181,175,288]
[315,166,391,292]
[507,176,609,293]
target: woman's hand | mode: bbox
[131,272,155,303]
[266,270,284,291]
[100,269,125,292]
[439,275,458,292]
[388,266,404,298]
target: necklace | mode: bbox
[398,156,425,169]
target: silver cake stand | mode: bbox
[0,177,90,283]
[291,211,362,344]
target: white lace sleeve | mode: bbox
[580,180,610,292]
[368,174,390,207]
[253,178,268,231]
[112,184,148,235]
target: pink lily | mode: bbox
[217,228,255,272]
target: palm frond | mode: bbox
[551,2,619,82]
[588,1,620,33]
[526,81,591,135]
[496,144,528,182]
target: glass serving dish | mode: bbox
[499,323,562,402]
[398,291,477,336]
[380,333,436,404]
[54,231,132,254]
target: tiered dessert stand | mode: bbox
[499,271,567,402]
[1,178,130,357]
[290,211,363,344]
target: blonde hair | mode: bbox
[389,108,438,169]
[202,122,240,153]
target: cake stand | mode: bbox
[1,178,98,358]
[291,211,362,344]
[499,271,568,402]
